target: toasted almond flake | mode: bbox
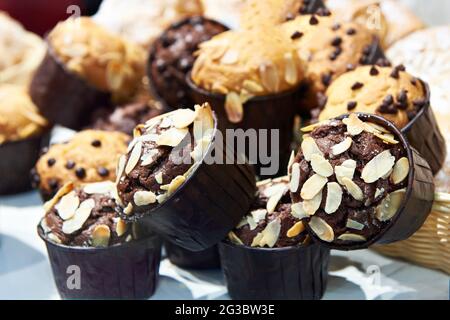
[374,132,399,144]
[290,163,301,192]
[47,233,62,244]
[62,199,95,234]
[115,219,128,237]
[220,49,239,64]
[106,60,124,90]
[243,80,264,93]
[125,234,133,242]
[172,109,197,129]
[303,191,322,216]
[116,156,126,184]
[91,224,111,247]
[343,114,365,136]
[325,182,342,214]
[166,175,186,195]
[159,116,173,129]
[341,177,364,201]
[225,92,244,123]
[309,216,334,242]
[366,122,389,133]
[228,231,244,245]
[193,103,214,142]
[83,181,115,195]
[291,202,309,219]
[124,202,133,215]
[284,52,298,85]
[301,174,328,200]
[287,150,295,172]
[44,182,74,213]
[156,127,189,147]
[301,120,330,133]
[376,188,406,222]
[155,172,163,184]
[335,160,357,185]
[255,218,281,248]
[41,219,51,233]
[287,221,305,238]
[346,219,365,231]
[133,190,156,206]
[259,62,280,92]
[191,137,211,162]
[390,157,409,184]
[263,183,286,198]
[331,137,353,156]
[55,191,80,220]
[361,150,396,183]
[251,232,264,247]
[267,188,285,214]
[301,137,323,161]
[125,141,143,175]
[247,209,267,230]
[141,149,160,166]
[310,154,334,177]
[337,233,366,242]
[156,193,167,204]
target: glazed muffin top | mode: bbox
[48,17,146,102]
[229,176,309,248]
[40,181,132,247]
[0,85,48,144]
[34,130,129,200]
[319,65,427,128]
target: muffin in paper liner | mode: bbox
[164,241,221,269]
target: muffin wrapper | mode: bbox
[30,47,110,130]
[309,113,436,250]
[39,227,162,299]
[164,241,221,269]
[187,76,298,177]
[0,133,49,195]
[401,82,446,175]
[126,126,257,252]
[219,241,330,300]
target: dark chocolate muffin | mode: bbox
[148,16,228,109]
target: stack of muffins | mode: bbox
[0,0,447,300]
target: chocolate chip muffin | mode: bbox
[290,114,411,246]
[319,65,427,128]
[229,176,308,248]
[148,16,228,109]
[33,130,129,200]
[40,181,132,247]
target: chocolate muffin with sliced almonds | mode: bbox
[229,176,308,248]
[319,65,427,128]
[289,114,410,246]
[32,130,129,201]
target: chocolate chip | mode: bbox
[65,160,76,170]
[317,8,331,16]
[47,158,56,167]
[376,58,391,67]
[411,78,418,86]
[377,95,398,114]
[309,15,319,25]
[413,98,427,109]
[351,82,364,90]
[75,168,86,179]
[291,31,304,40]
[331,23,341,31]
[390,64,406,79]
[321,73,332,87]
[97,167,109,177]
[370,66,379,76]
[329,47,342,61]
[347,28,356,35]
[397,89,408,103]
[347,101,358,110]
[407,110,417,120]
[383,94,394,105]
[91,140,101,147]
[331,36,342,47]
[48,179,59,190]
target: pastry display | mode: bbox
[30,17,146,129]
[116,103,256,251]
[0,85,48,194]
[148,16,228,109]
[32,130,129,201]
[290,113,435,249]
[220,176,330,299]
[319,65,446,174]
[38,181,161,299]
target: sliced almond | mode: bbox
[335,160,357,185]
[301,174,328,200]
[243,80,264,94]
[193,103,214,142]
[91,224,111,247]
[156,127,189,147]
[310,154,333,177]
[287,150,295,172]
[361,150,396,183]
[301,120,330,133]
[141,149,160,167]
[133,190,156,206]
[331,137,353,156]
[290,162,301,193]
[309,216,334,242]
[255,218,281,248]
[259,62,279,93]
[390,157,409,185]
[156,193,168,204]
[376,188,406,222]
[225,92,244,123]
[303,191,322,216]
[337,233,366,242]
[83,181,115,195]
[366,122,389,133]
[47,233,62,244]
[115,218,128,237]
[44,182,74,213]
[291,202,309,219]
[287,221,305,238]
[325,182,342,214]
[62,199,95,234]
[343,114,365,136]
[220,49,239,64]
[123,202,133,215]
[375,187,385,199]
[374,132,399,144]
[190,137,211,162]
[164,175,186,195]
[262,183,286,198]
[247,209,267,230]
[155,172,163,184]
[55,191,80,220]
[172,109,197,129]
[346,219,365,231]
[266,188,285,214]
[116,155,126,183]
[341,177,364,201]
[159,116,173,129]
[284,52,298,85]
[228,231,244,245]
[125,141,143,175]
[301,136,323,161]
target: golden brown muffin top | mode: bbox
[48,17,146,102]
[0,85,48,144]
[35,130,129,197]
[319,65,427,129]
